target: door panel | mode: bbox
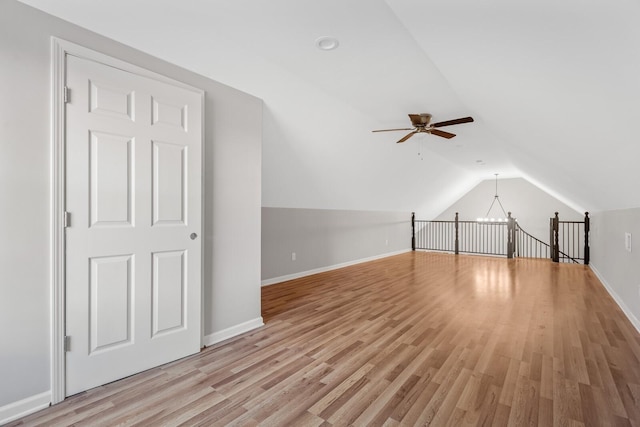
[152,250,186,336]
[151,97,187,130]
[65,54,202,396]
[89,80,135,121]
[90,131,134,227]
[89,255,133,352]
[152,140,187,225]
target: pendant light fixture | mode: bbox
[477,173,509,222]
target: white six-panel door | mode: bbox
[64,54,202,396]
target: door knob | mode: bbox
[190,233,198,240]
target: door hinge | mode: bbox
[63,86,70,104]
[63,211,71,228]
[64,336,71,352]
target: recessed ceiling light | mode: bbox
[315,36,339,51]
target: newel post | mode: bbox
[454,212,459,255]
[551,212,560,262]
[507,212,515,259]
[411,212,415,251]
[584,212,590,265]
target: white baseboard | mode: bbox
[202,317,264,347]
[261,248,412,287]
[0,391,50,425]
[590,264,640,334]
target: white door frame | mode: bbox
[50,37,205,404]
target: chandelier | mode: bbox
[476,174,509,222]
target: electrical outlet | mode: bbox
[291,252,296,261]
[625,232,632,253]
[385,239,389,246]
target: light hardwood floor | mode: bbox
[9,252,640,426]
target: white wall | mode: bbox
[262,208,410,283]
[435,177,584,243]
[590,208,640,331]
[0,0,261,417]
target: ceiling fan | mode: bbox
[372,114,474,143]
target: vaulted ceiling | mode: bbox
[18,0,640,217]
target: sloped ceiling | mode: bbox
[17,0,640,216]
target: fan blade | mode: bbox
[432,116,474,128]
[409,113,431,127]
[372,128,414,133]
[429,129,456,139]
[397,131,417,143]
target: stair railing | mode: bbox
[412,211,590,265]
[550,212,590,265]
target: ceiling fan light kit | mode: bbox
[372,113,474,143]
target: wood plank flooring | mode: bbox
[9,252,640,426]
